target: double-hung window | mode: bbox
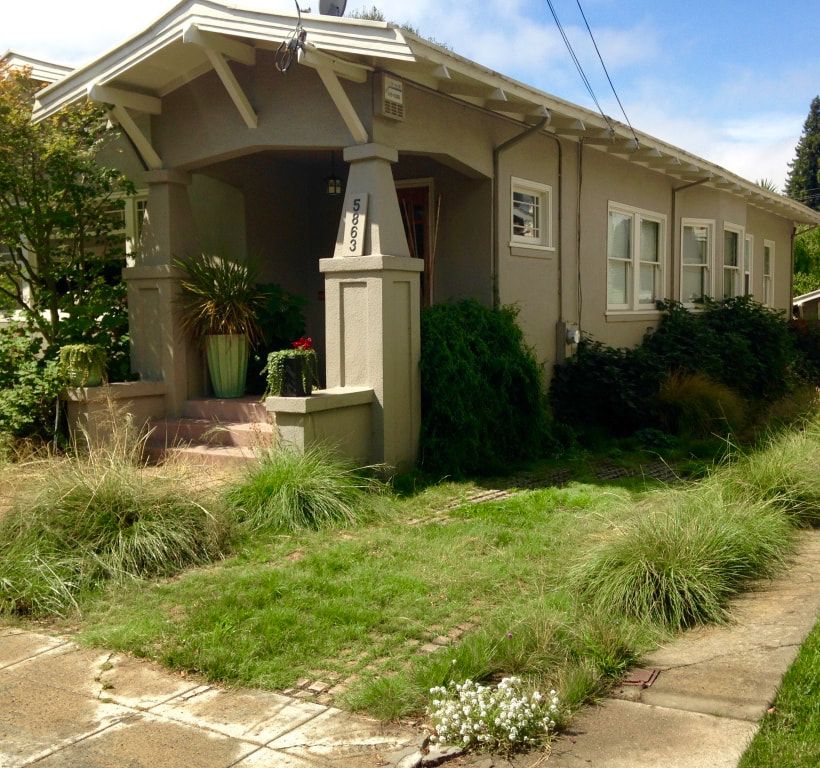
[722,223,744,299]
[763,240,775,306]
[606,202,666,310]
[743,234,754,296]
[511,178,553,250]
[681,219,714,305]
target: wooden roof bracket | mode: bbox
[183,24,258,129]
[88,83,163,170]
[298,46,368,144]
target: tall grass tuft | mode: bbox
[658,371,746,438]
[225,446,383,532]
[722,414,820,527]
[572,483,793,630]
[0,415,229,617]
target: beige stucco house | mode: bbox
[25,1,820,469]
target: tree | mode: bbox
[793,226,820,296]
[0,63,133,374]
[785,96,820,211]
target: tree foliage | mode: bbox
[785,96,820,211]
[793,226,820,296]
[0,63,133,377]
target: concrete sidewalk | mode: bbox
[0,631,419,767]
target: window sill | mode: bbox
[605,310,663,323]
[509,243,555,259]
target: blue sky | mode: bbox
[3,0,818,188]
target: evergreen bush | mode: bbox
[419,301,554,476]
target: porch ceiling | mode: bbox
[31,0,820,226]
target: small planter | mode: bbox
[59,344,107,388]
[264,342,319,398]
[206,334,249,398]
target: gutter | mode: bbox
[491,117,550,308]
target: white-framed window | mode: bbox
[510,177,553,250]
[763,239,775,306]
[606,202,666,311]
[722,222,744,299]
[743,234,754,297]
[681,218,714,306]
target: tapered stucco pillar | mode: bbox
[320,144,423,470]
[122,169,202,416]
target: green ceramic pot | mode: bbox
[206,334,249,398]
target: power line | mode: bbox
[544,0,614,133]
[574,0,639,146]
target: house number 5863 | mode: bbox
[345,193,368,257]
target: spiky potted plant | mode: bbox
[176,254,264,399]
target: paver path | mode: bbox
[0,631,418,767]
[450,529,820,768]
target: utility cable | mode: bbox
[545,0,614,134]
[575,0,640,146]
[276,1,307,73]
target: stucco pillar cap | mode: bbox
[144,169,191,186]
[343,143,398,164]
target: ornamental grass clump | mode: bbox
[428,677,561,755]
[226,446,382,532]
[573,483,793,630]
[721,415,820,528]
[0,417,229,617]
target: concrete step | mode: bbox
[182,397,269,423]
[147,419,274,449]
[147,444,258,468]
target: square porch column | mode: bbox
[122,169,202,416]
[320,144,423,470]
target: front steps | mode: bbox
[147,397,273,466]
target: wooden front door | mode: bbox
[397,182,434,306]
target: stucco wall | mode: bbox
[153,51,374,170]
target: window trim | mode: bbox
[722,221,745,300]
[606,201,667,312]
[743,233,754,298]
[763,239,775,307]
[680,217,715,307]
[510,176,554,251]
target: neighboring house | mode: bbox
[794,288,820,321]
[24,1,820,468]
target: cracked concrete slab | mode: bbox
[268,708,418,766]
[0,669,132,766]
[30,712,259,768]
[96,653,203,710]
[547,699,757,768]
[0,631,66,670]
[151,685,326,745]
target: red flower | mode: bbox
[292,336,313,350]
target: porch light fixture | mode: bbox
[326,151,343,196]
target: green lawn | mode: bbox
[739,620,820,768]
[75,480,660,718]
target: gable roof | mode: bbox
[29,0,820,226]
[1,50,72,84]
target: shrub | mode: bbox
[226,446,381,532]
[420,301,554,476]
[645,298,796,401]
[0,324,65,439]
[790,319,820,385]
[550,340,662,436]
[0,421,228,616]
[573,483,793,629]
[658,372,746,438]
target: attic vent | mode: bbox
[376,74,405,121]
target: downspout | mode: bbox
[492,117,550,308]
[671,177,711,299]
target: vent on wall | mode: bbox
[375,74,405,121]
